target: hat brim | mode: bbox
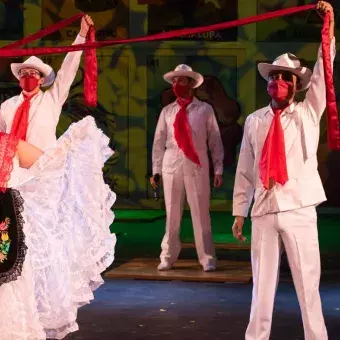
[11,62,55,87]
[163,70,204,88]
[257,63,312,92]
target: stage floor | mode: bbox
[110,210,340,284]
[64,279,340,340]
[105,258,252,283]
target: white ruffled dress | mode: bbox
[0,116,116,339]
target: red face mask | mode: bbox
[172,82,191,98]
[267,79,293,103]
[19,75,40,92]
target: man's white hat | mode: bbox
[163,64,204,88]
[11,56,55,87]
[258,53,312,91]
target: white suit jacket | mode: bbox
[0,34,85,151]
[152,97,224,176]
[233,38,336,217]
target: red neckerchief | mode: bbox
[259,104,289,189]
[173,96,201,166]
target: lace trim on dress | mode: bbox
[0,132,19,193]
[0,189,27,285]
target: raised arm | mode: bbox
[300,2,336,124]
[48,15,94,108]
[232,116,255,218]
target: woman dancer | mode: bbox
[0,115,116,339]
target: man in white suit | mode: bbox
[0,15,94,151]
[151,64,224,272]
[232,1,335,339]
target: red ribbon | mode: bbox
[84,26,97,107]
[321,12,340,150]
[0,5,316,57]
[0,13,84,50]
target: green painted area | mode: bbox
[111,211,340,254]
[114,209,165,222]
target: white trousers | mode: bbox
[160,168,216,267]
[246,206,327,340]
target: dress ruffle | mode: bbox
[0,189,27,286]
[0,116,116,339]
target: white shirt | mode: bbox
[0,34,85,151]
[233,38,336,218]
[152,97,224,176]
